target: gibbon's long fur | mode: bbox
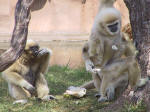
[2,40,55,104]
[81,6,144,102]
[88,8,122,63]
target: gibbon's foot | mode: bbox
[98,96,108,103]
[41,95,56,101]
[107,91,115,101]
[25,85,36,95]
[107,87,115,101]
[13,99,28,105]
[95,93,101,98]
[25,83,35,91]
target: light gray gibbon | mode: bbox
[81,6,147,102]
[2,40,55,104]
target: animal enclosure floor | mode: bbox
[0,66,146,112]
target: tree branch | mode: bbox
[0,0,34,72]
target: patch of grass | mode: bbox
[0,66,147,112]
[122,100,147,112]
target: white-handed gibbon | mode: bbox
[2,40,55,104]
[88,7,122,59]
[81,6,143,102]
[97,57,140,102]
[88,0,118,58]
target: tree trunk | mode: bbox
[124,0,150,110]
[0,0,34,72]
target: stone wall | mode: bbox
[0,0,129,68]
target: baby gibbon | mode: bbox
[2,40,55,104]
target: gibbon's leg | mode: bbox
[80,58,96,89]
[92,73,101,92]
[98,74,109,102]
[98,60,127,102]
[2,72,35,91]
[89,40,97,57]
[37,48,51,74]
[36,73,55,101]
[8,83,31,104]
[98,58,137,102]
[100,73,128,102]
[80,80,95,89]
[126,57,149,90]
[106,86,115,101]
[128,61,141,88]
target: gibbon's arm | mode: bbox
[82,43,95,73]
[123,34,138,57]
[124,42,138,57]
[2,71,34,90]
[35,73,49,99]
[37,48,52,74]
[124,40,150,89]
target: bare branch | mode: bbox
[0,0,34,72]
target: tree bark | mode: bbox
[0,0,34,72]
[124,0,150,110]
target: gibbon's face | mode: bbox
[105,19,120,35]
[24,40,40,57]
[97,8,121,36]
[100,16,121,36]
